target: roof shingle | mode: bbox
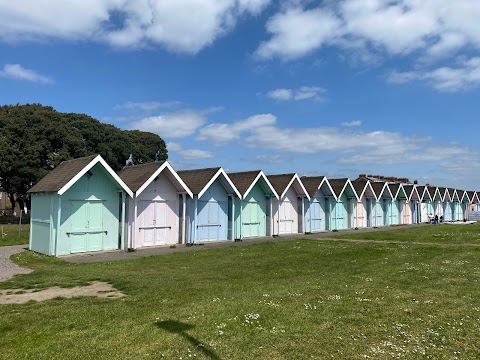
[28,155,98,193]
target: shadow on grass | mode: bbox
[156,320,220,360]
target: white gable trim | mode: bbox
[58,155,134,197]
[198,168,241,199]
[281,174,310,200]
[244,171,279,199]
[337,179,359,202]
[318,177,337,200]
[408,186,421,202]
[395,184,408,200]
[135,161,193,198]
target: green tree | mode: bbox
[0,104,168,210]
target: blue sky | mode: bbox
[1,0,480,190]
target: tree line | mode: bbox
[0,104,167,210]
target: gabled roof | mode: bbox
[28,154,133,197]
[328,178,359,201]
[177,167,240,198]
[467,191,476,203]
[389,183,408,200]
[267,173,309,200]
[426,186,440,201]
[118,161,192,198]
[351,180,374,199]
[447,188,459,201]
[475,192,480,203]
[470,192,479,203]
[370,181,392,200]
[228,170,279,199]
[457,189,469,202]
[300,176,326,198]
[437,187,448,202]
[416,185,431,201]
[402,184,420,201]
[388,183,400,199]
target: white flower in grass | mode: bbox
[244,313,260,325]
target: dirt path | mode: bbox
[0,281,124,304]
[0,245,32,282]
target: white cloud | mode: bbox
[255,7,341,60]
[294,86,326,101]
[266,88,293,100]
[255,1,480,92]
[114,101,181,111]
[0,0,271,53]
[167,142,214,160]
[0,64,53,83]
[197,114,276,145]
[387,57,480,92]
[256,1,480,61]
[128,109,206,138]
[341,120,362,127]
[266,86,327,101]
[197,113,477,167]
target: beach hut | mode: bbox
[328,178,359,230]
[267,174,309,235]
[118,161,192,249]
[228,170,278,239]
[474,192,480,211]
[177,167,240,243]
[449,189,462,221]
[301,176,335,232]
[467,191,479,214]
[28,155,132,256]
[443,188,456,222]
[369,182,392,227]
[416,186,433,222]
[436,187,448,222]
[402,184,420,224]
[351,180,376,228]
[387,183,408,225]
[458,190,469,221]
[426,186,442,219]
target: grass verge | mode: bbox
[330,222,480,244]
[0,224,29,246]
[1,237,480,359]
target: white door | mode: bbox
[141,201,170,246]
[279,200,294,234]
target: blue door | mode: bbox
[197,200,227,241]
[308,196,325,232]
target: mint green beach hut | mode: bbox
[387,183,408,225]
[327,178,359,230]
[369,182,391,227]
[228,170,278,239]
[28,155,133,256]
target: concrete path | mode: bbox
[65,224,431,264]
[0,245,32,282]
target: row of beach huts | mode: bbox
[28,154,479,256]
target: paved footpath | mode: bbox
[0,245,32,282]
[65,224,433,264]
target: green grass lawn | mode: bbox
[330,222,480,244]
[2,236,480,359]
[0,223,29,246]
